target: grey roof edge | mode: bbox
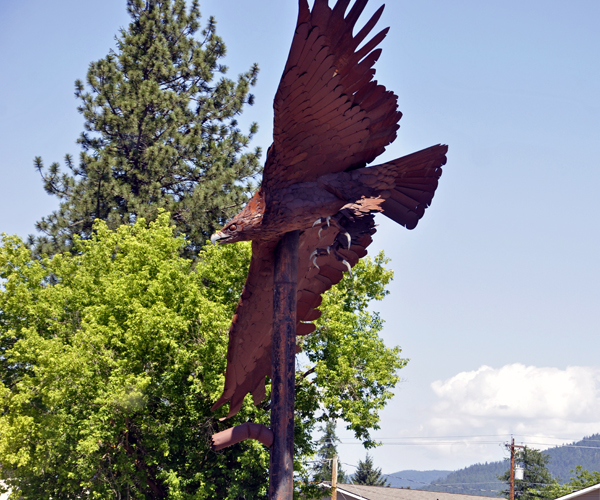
[554,483,600,500]
[319,483,495,500]
[319,482,369,499]
[337,484,495,498]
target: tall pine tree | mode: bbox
[312,421,347,484]
[32,0,261,257]
[353,454,389,486]
[499,447,555,500]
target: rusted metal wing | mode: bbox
[209,0,448,441]
[263,0,401,197]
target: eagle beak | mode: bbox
[211,232,224,245]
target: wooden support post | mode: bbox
[331,454,338,500]
[269,230,299,500]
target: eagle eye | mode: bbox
[228,224,237,232]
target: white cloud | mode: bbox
[428,364,600,438]
[338,364,600,472]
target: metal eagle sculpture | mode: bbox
[210,0,447,423]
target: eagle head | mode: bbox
[210,190,265,245]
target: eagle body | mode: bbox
[210,0,448,419]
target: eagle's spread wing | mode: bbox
[211,240,277,418]
[211,0,448,420]
[262,0,402,195]
[212,210,377,418]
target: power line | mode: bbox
[516,436,600,444]
[357,434,512,439]
[520,443,600,450]
[338,441,504,446]
[335,439,600,449]
[377,470,504,494]
[329,434,600,443]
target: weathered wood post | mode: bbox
[332,454,339,500]
[269,230,299,499]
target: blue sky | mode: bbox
[1,0,599,475]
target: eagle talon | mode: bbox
[344,232,351,249]
[342,259,353,277]
[314,216,340,241]
[310,249,322,270]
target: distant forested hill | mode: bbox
[423,461,506,497]
[420,434,600,498]
[544,434,600,481]
[384,470,452,489]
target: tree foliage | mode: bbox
[32,0,261,257]
[300,251,406,448]
[0,215,405,499]
[311,421,347,485]
[353,454,388,487]
[539,466,600,499]
[499,447,556,500]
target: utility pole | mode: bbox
[506,438,525,500]
[331,454,338,500]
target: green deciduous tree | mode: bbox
[353,454,388,487]
[540,466,600,499]
[300,250,406,448]
[32,0,261,258]
[311,421,347,485]
[1,215,266,499]
[499,447,556,500]
[0,215,405,499]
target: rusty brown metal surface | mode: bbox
[210,423,274,451]
[211,145,447,419]
[209,0,448,481]
[210,0,448,420]
[269,231,299,500]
